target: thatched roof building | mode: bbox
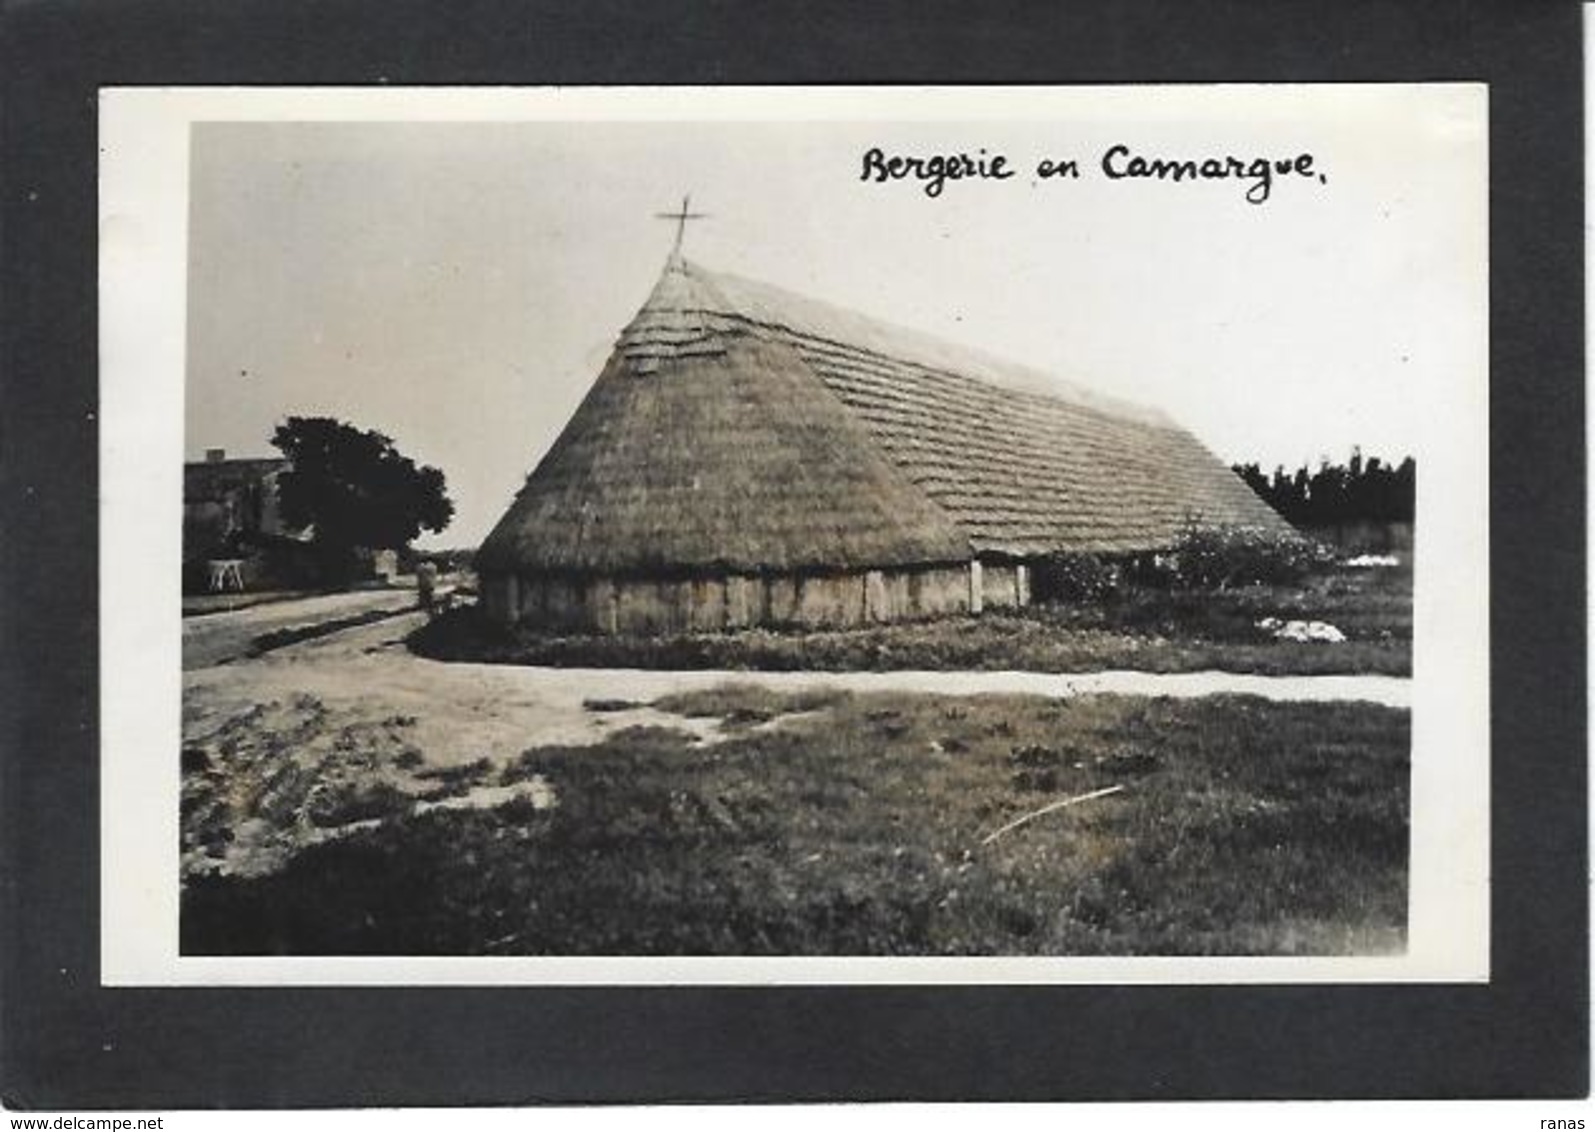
[477,251,1289,633]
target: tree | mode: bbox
[271,416,453,576]
[1232,448,1415,527]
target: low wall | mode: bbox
[482,559,1022,634]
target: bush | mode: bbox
[1032,552,1124,603]
[1160,522,1331,589]
[1033,524,1329,604]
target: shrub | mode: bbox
[1033,523,1326,600]
[304,780,413,828]
[1160,522,1331,590]
[1032,552,1124,603]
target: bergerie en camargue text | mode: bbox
[859,144,1328,205]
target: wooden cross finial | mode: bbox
[654,193,709,253]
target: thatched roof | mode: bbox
[477,252,1289,575]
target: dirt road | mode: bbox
[181,588,419,669]
[181,612,1411,879]
[185,610,1410,755]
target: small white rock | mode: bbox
[1258,618,1347,643]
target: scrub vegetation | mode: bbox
[182,688,1408,957]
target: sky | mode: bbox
[184,87,1485,547]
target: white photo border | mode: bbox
[98,84,1490,986]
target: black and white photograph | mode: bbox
[8,0,1585,1112]
[98,86,1488,979]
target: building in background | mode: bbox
[182,449,308,592]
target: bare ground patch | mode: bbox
[181,693,555,879]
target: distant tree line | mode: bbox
[1232,448,1415,527]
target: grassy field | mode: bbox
[409,559,1411,676]
[182,687,1409,956]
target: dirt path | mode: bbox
[486,664,1412,710]
[181,588,419,669]
[186,611,1409,760]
